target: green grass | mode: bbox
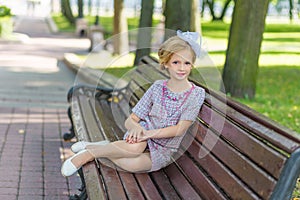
[236,66,300,133]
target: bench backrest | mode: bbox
[101,55,300,200]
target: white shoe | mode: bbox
[61,150,87,177]
[71,140,110,153]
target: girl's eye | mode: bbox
[173,61,179,64]
[185,62,191,65]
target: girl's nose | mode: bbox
[179,64,185,70]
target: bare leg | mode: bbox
[108,153,152,172]
[87,140,147,158]
[70,140,148,170]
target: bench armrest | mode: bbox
[270,147,300,199]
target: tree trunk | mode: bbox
[289,0,294,21]
[113,0,129,55]
[61,0,75,24]
[217,0,234,21]
[78,0,84,18]
[134,0,154,66]
[190,0,201,34]
[164,0,192,39]
[221,0,269,99]
[206,0,217,20]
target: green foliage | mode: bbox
[0,5,11,17]
[52,14,75,32]
[104,66,134,78]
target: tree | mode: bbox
[205,0,234,21]
[191,0,201,33]
[221,0,269,99]
[164,0,192,39]
[113,0,129,55]
[134,0,155,65]
[61,0,75,24]
[77,0,84,18]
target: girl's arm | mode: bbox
[139,120,193,142]
[124,113,145,143]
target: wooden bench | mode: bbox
[65,55,300,200]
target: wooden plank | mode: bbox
[134,173,163,200]
[78,95,105,142]
[96,100,125,140]
[118,171,145,200]
[136,64,167,82]
[82,162,107,200]
[186,137,260,199]
[199,104,287,179]
[176,154,228,200]
[150,171,181,200]
[204,93,300,153]
[195,122,277,199]
[164,163,203,199]
[71,97,89,141]
[99,164,128,199]
[93,99,117,142]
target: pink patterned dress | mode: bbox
[124,80,205,172]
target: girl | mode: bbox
[61,30,205,176]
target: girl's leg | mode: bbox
[108,153,152,172]
[70,140,147,169]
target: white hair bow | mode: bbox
[177,30,202,57]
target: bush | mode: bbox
[0,5,11,17]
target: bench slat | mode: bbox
[199,104,287,179]
[99,164,128,199]
[119,171,146,199]
[196,123,276,199]
[134,173,163,200]
[96,100,125,140]
[185,135,261,199]
[176,154,228,200]
[78,95,105,142]
[71,98,89,141]
[164,163,203,199]
[82,162,107,200]
[150,171,181,200]
[71,96,109,199]
[205,94,300,153]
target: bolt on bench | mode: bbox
[65,55,300,200]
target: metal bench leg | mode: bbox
[63,106,75,141]
[69,168,88,200]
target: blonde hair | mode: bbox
[158,36,196,70]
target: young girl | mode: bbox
[61,30,205,176]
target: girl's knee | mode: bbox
[127,142,147,154]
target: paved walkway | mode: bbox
[0,16,90,199]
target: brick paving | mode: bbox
[0,16,90,199]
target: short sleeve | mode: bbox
[132,82,158,120]
[180,87,205,122]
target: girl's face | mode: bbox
[165,49,193,81]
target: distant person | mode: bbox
[61,30,205,176]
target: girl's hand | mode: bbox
[137,130,150,143]
[126,126,144,144]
